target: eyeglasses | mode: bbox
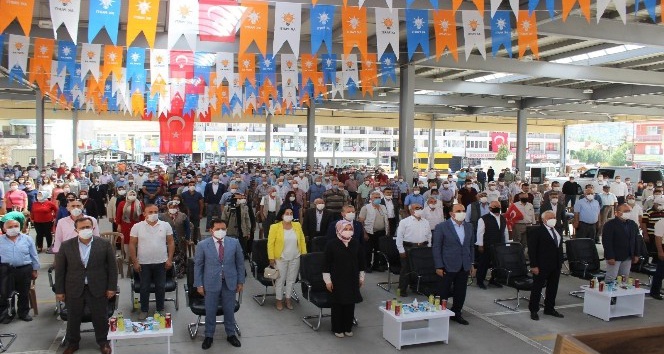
[414,207,423,210]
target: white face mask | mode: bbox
[413,209,423,218]
[78,229,93,239]
[586,194,594,201]
[5,227,20,237]
[80,195,88,200]
[127,195,137,201]
[316,204,325,211]
[289,196,296,202]
[70,208,82,217]
[479,197,487,203]
[213,229,226,239]
[546,219,557,228]
[118,190,126,195]
[147,214,159,222]
[620,211,632,220]
[344,213,356,221]
[282,215,293,222]
[292,184,298,189]
[550,198,559,205]
[237,199,247,204]
[413,190,420,195]
[489,186,496,190]
[454,212,466,222]
[230,189,237,194]
[627,199,636,205]
[213,179,219,183]
[188,186,195,192]
[168,208,178,214]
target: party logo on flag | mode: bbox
[310,5,334,54]
[375,7,399,60]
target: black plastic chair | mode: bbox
[0,265,17,352]
[129,263,179,311]
[311,236,329,252]
[376,237,400,292]
[250,239,299,306]
[407,247,438,296]
[565,238,605,298]
[299,252,331,331]
[184,258,241,339]
[632,237,659,292]
[492,242,534,311]
[48,266,119,346]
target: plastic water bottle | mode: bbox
[117,312,125,332]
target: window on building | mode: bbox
[645,145,660,155]
[528,142,541,152]
[646,126,660,135]
[546,142,559,151]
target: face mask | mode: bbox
[546,219,557,228]
[340,230,354,239]
[37,194,46,202]
[288,196,296,202]
[586,194,595,200]
[344,213,356,221]
[480,197,488,203]
[627,199,636,205]
[399,179,404,182]
[278,182,284,187]
[550,198,559,204]
[10,185,17,191]
[316,204,325,211]
[657,183,663,187]
[413,190,420,195]
[188,186,195,192]
[127,195,137,201]
[428,203,437,209]
[147,214,159,222]
[5,227,20,237]
[454,212,466,222]
[213,179,219,183]
[166,208,178,215]
[620,211,632,220]
[70,208,82,217]
[499,182,505,186]
[118,190,126,195]
[292,184,299,189]
[490,207,501,214]
[489,186,496,191]
[213,229,226,239]
[615,179,621,183]
[282,215,293,222]
[230,188,237,194]
[78,229,93,240]
[269,191,277,197]
[520,198,529,203]
[238,199,247,204]
[373,198,382,205]
[80,195,88,200]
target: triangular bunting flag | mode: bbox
[127,0,160,47]
[167,0,199,49]
[49,0,81,41]
[462,10,486,60]
[273,2,302,57]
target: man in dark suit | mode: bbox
[433,204,476,325]
[302,198,334,243]
[55,217,118,354]
[540,191,565,235]
[487,167,495,182]
[204,173,226,231]
[528,211,565,321]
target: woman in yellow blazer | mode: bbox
[268,207,307,310]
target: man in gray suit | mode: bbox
[432,204,476,325]
[194,218,245,350]
[55,217,118,354]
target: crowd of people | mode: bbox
[0,160,661,352]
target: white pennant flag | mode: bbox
[158,85,171,117]
[71,80,85,105]
[462,10,486,60]
[50,61,66,90]
[8,35,29,77]
[281,54,298,108]
[215,52,234,85]
[341,54,358,87]
[385,0,393,9]
[167,0,199,49]
[490,0,520,19]
[112,68,127,98]
[150,49,169,83]
[375,7,400,61]
[197,89,210,117]
[597,0,626,23]
[80,43,102,81]
[170,81,186,102]
[273,2,302,57]
[49,0,81,42]
[331,72,344,99]
[244,87,257,112]
[230,73,242,103]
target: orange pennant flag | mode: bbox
[562,0,590,22]
[239,1,269,55]
[219,84,230,108]
[342,6,368,62]
[127,0,160,47]
[517,10,539,59]
[102,45,124,84]
[238,53,256,86]
[359,54,378,98]
[259,81,278,107]
[433,10,459,61]
[0,0,35,35]
[452,0,463,12]
[471,0,484,15]
[132,92,145,117]
[313,72,326,98]
[29,38,54,93]
[301,54,318,86]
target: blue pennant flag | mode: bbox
[380,53,397,84]
[0,35,3,67]
[103,79,115,112]
[636,0,657,21]
[491,11,513,58]
[245,83,258,108]
[57,41,76,76]
[346,79,358,97]
[126,47,146,92]
[146,92,159,117]
[406,0,438,8]
[88,0,121,44]
[310,5,334,54]
[406,9,430,60]
[528,0,555,18]
[321,54,336,85]
[183,94,198,118]
[194,52,213,86]
[259,54,276,87]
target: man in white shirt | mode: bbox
[129,205,175,320]
[598,185,618,238]
[422,197,445,231]
[610,175,629,205]
[359,191,389,272]
[513,192,536,254]
[625,195,643,227]
[485,181,501,203]
[293,172,310,193]
[475,201,509,289]
[396,204,432,297]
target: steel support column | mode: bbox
[516,109,527,178]
[265,115,272,164]
[72,110,79,164]
[428,119,435,169]
[35,92,45,168]
[398,63,415,184]
[560,126,567,177]
[306,104,315,167]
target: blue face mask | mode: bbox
[373,198,382,205]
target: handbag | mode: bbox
[264,266,280,280]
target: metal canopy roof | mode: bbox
[1,0,664,124]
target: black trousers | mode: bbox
[387,218,397,238]
[366,230,386,268]
[398,247,413,293]
[65,285,110,346]
[436,268,469,316]
[0,264,32,318]
[34,221,53,249]
[331,303,355,334]
[475,246,495,285]
[576,222,597,241]
[188,214,201,244]
[529,267,560,313]
[500,200,509,213]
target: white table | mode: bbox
[581,285,648,321]
[107,323,174,354]
[379,306,454,350]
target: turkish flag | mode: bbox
[170,51,194,80]
[159,112,194,154]
[490,132,509,152]
[505,203,524,232]
[199,0,240,43]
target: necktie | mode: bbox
[549,228,558,247]
[218,240,224,263]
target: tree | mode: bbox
[495,144,509,160]
[607,143,633,166]
[571,148,609,164]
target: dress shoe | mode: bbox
[202,337,213,350]
[1,316,12,324]
[649,293,663,300]
[63,344,80,354]
[276,300,284,311]
[227,335,241,347]
[99,342,112,354]
[19,314,32,322]
[530,312,540,321]
[477,282,487,290]
[344,331,354,337]
[543,309,565,318]
[451,315,469,325]
[399,290,408,297]
[334,333,345,338]
[285,299,294,310]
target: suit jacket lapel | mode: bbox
[208,239,222,264]
[73,238,86,269]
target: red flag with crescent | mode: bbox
[490,132,509,152]
[160,111,194,154]
[505,203,524,232]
